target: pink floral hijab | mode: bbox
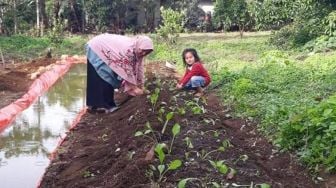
[87,34,153,90]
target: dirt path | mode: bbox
[40,64,319,188]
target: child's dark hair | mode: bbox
[182,48,200,66]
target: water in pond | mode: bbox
[0,64,86,188]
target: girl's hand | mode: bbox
[176,84,183,89]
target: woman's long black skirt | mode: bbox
[86,61,116,109]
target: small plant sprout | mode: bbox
[157,159,182,182]
[169,123,181,154]
[134,122,158,143]
[234,154,249,164]
[200,141,229,159]
[154,143,182,182]
[184,137,194,149]
[177,107,186,115]
[186,100,206,115]
[155,143,166,164]
[231,182,271,188]
[149,88,160,112]
[158,107,165,123]
[209,160,229,174]
[161,111,174,134]
[82,170,95,178]
[177,178,203,188]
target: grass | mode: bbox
[0,34,88,62]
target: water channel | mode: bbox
[0,64,86,188]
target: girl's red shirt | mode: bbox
[179,62,211,86]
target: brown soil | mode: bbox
[0,58,56,108]
[40,64,321,188]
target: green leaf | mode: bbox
[158,164,165,174]
[172,123,181,136]
[211,182,221,188]
[144,130,152,134]
[218,146,225,152]
[134,131,143,137]
[209,160,216,168]
[259,183,271,188]
[166,112,174,121]
[168,159,182,170]
[218,163,228,174]
[323,109,333,117]
[155,143,166,164]
[177,178,194,188]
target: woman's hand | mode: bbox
[127,86,144,96]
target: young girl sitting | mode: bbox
[176,48,211,97]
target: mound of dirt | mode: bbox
[40,64,318,188]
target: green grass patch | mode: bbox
[0,35,87,62]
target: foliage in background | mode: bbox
[156,7,184,44]
[213,0,252,37]
[0,35,87,61]
[248,0,294,30]
[269,0,335,49]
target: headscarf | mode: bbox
[87,34,153,88]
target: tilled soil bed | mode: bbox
[40,64,319,188]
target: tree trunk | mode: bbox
[40,0,48,32]
[53,0,61,26]
[68,0,82,33]
[36,0,40,36]
[0,3,4,34]
[239,24,244,38]
[13,0,17,34]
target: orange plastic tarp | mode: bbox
[0,57,84,132]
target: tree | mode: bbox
[214,0,251,38]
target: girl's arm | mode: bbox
[179,63,202,86]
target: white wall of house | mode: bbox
[199,0,214,15]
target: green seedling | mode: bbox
[211,182,221,188]
[231,182,271,188]
[157,159,182,182]
[177,178,204,188]
[149,88,160,112]
[82,170,95,178]
[161,111,174,134]
[158,107,165,123]
[169,123,181,154]
[184,137,194,149]
[134,122,158,143]
[234,154,249,164]
[98,133,108,141]
[155,143,166,164]
[209,160,229,174]
[177,107,186,115]
[153,143,182,182]
[186,100,205,115]
[200,140,229,159]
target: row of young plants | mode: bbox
[210,50,336,173]
[134,77,271,187]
